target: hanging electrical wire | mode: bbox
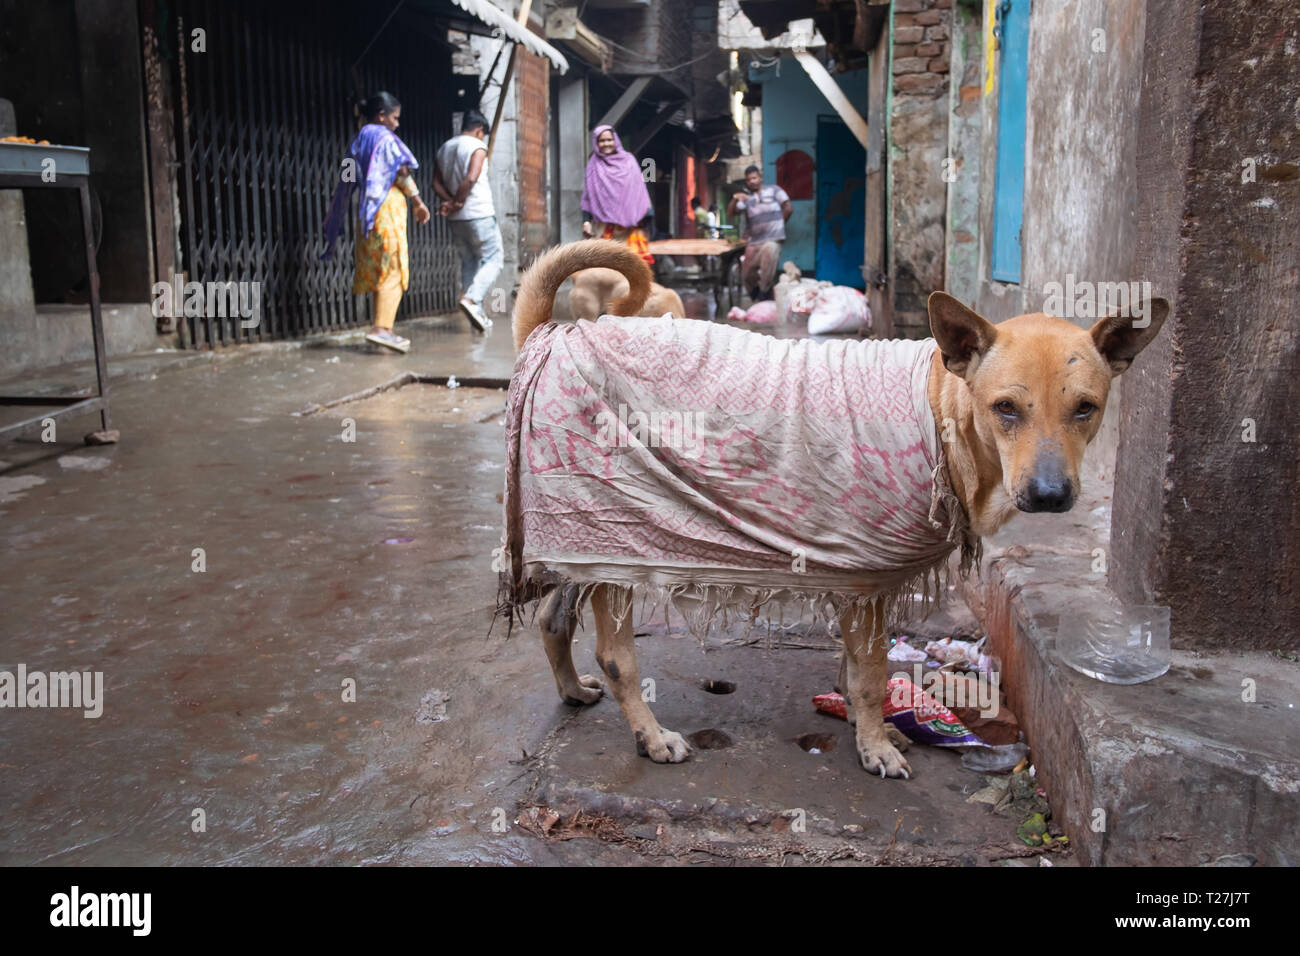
[589,30,723,74]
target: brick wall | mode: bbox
[587,0,695,97]
[892,0,952,97]
[691,0,732,122]
[889,0,953,335]
[657,0,696,96]
[516,44,550,267]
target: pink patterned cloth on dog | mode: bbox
[499,315,978,632]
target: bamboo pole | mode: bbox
[486,0,532,160]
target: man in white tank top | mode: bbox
[434,110,502,332]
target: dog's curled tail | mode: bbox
[513,240,652,351]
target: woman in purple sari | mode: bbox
[323,92,430,353]
[581,125,654,265]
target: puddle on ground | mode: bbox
[344,386,506,425]
[700,678,737,695]
[687,729,733,750]
[796,733,836,754]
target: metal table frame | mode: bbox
[0,144,112,442]
[648,240,748,315]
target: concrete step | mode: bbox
[964,498,1300,866]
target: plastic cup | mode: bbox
[1057,604,1171,684]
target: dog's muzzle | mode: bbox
[1017,474,1076,513]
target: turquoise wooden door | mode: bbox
[991,0,1030,283]
[815,117,867,288]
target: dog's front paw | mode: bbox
[562,674,603,706]
[634,728,692,763]
[857,737,912,779]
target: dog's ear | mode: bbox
[1089,297,1170,376]
[928,292,997,379]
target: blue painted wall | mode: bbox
[748,56,868,275]
[991,0,1030,283]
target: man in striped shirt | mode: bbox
[728,165,793,302]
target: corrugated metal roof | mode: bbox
[447,0,569,72]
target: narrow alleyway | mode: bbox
[0,311,1061,866]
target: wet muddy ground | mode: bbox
[341,385,508,426]
[0,312,1068,866]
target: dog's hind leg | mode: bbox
[591,584,691,763]
[841,603,912,779]
[540,584,603,706]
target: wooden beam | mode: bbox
[624,99,685,154]
[545,7,612,70]
[487,0,532,161]
[862,26,891,337]
[141,0,179,333]
[792,50,869,150]
[596,75,651,131]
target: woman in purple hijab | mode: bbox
[581,125,654,265]
[322,92,430,353]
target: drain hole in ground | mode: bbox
[700,679,736,695]
[797,733,836,754]
[687,729,733,750]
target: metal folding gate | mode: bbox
[171,0,463,347]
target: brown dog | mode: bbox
[510,242,1168,778]
[513,240,654,350]
[569,267,686,321]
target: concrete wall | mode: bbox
[1,305,160,380]
[1112,0,1299,650]
[555,75,587,244]
[944,1,982,306]
[0,0,87,304]
[958,0,1146,480]
[749,55,868,273]
[0,0,154,304]
[73,0,153,302]
[1018,1,1144,324]
[965,0,1144,324]
[0,1,159,377]
[0,87,157,386]
[0,98,39,379]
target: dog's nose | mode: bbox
[1023,475,1075,513]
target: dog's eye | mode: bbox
[994,400,1017,416]
[1075,402,1097,419]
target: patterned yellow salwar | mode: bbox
[353,186,410,295]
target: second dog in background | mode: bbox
[569,267,687,321]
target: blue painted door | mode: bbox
[991,0,1030,283]
[815,117,866,288]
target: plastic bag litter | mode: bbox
[727,300,779,324]
[925,636,998,673]
[806,286,871,335]
[774,263,823,323]
[788,284,823,318]
[887,639,929,663]
[813,678,987,748]
[960,740,1029,772]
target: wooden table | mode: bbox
[647,239,748,314]
[0,141,115,443]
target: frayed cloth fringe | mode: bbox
[495,556,969,651]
